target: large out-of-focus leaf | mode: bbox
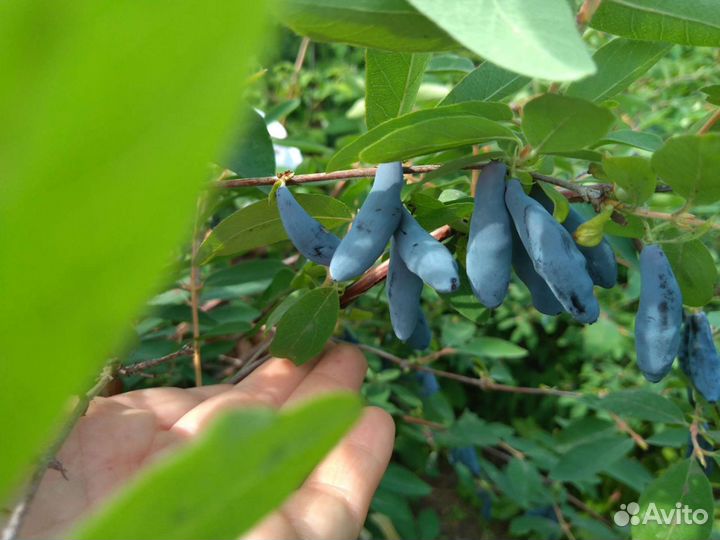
[327,101,512,170]
[406,0,595,81]
[0,1,266,501]
[441,62,530,105]
[591,0,720,47]
[651,134,720,205]
[273,0,456,52]
[566,39,671,103]
[199,194,352,263]
[365,50,430,129]
[522,94,615,153]
[72,394,361,539]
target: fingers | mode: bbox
[244,407,395,540]
[282,344,368,408]
[171,356,315,437]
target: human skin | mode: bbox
[21,344,395,540]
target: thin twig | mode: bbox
[189,198,206,387]
[117,344,194,376]
[576,0,603,27]
[288,37,311,99]
[553,503,577,540]
[690,416,708,468]
[630,208,720,230]
[339,225,452,308]
[610,413,648,450]
[1,366,114,540]
[341,340,580,398]
[699,108,720,135]
[226,353,271,384]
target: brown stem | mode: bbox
[576,0,603,27]
[189,198,206,387]
[699,108,720,135]
[118,344,194,376]
[288,37,311,99]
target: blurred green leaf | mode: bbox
[406,0,595,81]
[270,287,339,364]
[523,94,614,153]
[328,101,512,170]
[550,436,634,482]
[380,463,433,497]
[566,39,670,103]
[223,108,276,177]
[701,84,720,106]
[633,460,713,540]
[72,394,361,539]
[603,155,657,205]
[602,457,654,493]
[594,129,664,152]
[206,259,286,288]
[0,0,266,501]
[274,0,456,52]
[455,337,528,359]
[441,61,530,104]
[426,54,475,74]
[591,1,720,47]
[651,134,720,205]
[590,390,686,424]
[365,50,430,129]
[199,194,351,262]
[360,115,515,163]
[664,240,717,307]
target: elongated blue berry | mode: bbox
[395,207,459,293]
[686,312,720,402]
[505,180,599,324]
[530,185,617,289]
[466,161,512,308]
[330,162,404,281]
[277,185,340,266]
[511,229,564,316]
[387,240,423,341]
[405,310,431,350]
[635,244,683,382]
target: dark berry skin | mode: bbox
[685,312,720,402]
[635,244,683,382]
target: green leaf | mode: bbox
[447,273,489,323]
[594,129,664,152]
[522,94,614,153]
[550,435,635,482]
[274,0,456,52]
[270,287,340,364]
[664,240,717,307]
[0,1,267,501]
[327,101,513,170]
[538,183,570,222]
[359,115,516,163]
[380,464,433,497]
[651,134,720,205]
[590,390,686,424]
[603,155,657,205]
[701,84,720,106]
[223,108,276,177]
[602,457,654,493]
[435,411,503,447]
[632,460,713,540]
[591,0,720,47]
[365,50,430,129]
[455,337,528,359]
[72,394,360,539]
[441,62,530,105]
[427,54,475,74]
[199,194,352,262]
[406,0,595,81]
[566,38,670,103]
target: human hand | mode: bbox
[22,345,395,539]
